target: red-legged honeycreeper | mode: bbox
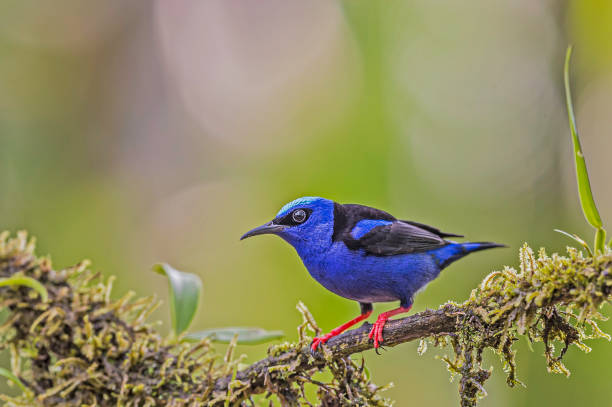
[241,197,504,351]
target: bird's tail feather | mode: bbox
[461,242,506,253]
[435,242,506,269]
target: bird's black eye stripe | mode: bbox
[276,208,312,226]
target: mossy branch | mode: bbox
[216,246,612,406]
[0,231,611,406]
[212,307,457,392]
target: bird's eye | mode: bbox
[292,209,307,223]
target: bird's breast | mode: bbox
[297,242,441,304]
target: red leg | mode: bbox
[311,309,373,351]
[368,305,412,348]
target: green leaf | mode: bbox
[0,367,27,394]
[594,228,606,254]
[185,327,284,344]
[0,275,48,302]
[564,46,603,229]
[554,229,593,256]
[153,263,202,336]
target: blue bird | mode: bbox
[241,197,503,351]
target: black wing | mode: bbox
[355,221,448,256]
[332,203,395,242]
[400,220,463,238]
[332,202,458,256]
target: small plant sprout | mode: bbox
[563,46,608,254]
[153,263,202,337]
[153,262,283,344]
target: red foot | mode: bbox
[310,310,372,352]
[368,306,412,349]
[368,318,387,349]
[311,333,334,351]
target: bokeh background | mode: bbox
[1,1,611,405]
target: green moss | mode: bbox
[423,244,612,406]
[0,232,391,406]
[0,233,610,406]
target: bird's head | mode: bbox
[241,197,335,255]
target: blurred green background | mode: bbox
[1,1,611,405]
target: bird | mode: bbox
[241,197,504,351]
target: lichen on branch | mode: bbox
[431,244,612,406]
[214,244,611,407]
[0,231,610,406]
[0,232,389,407]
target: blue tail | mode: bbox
[430,242,505,269]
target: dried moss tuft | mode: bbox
[0,232,389,406]
[426,244,612,406]
[1,232,611,406]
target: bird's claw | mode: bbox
[368,316,389,350]
[310,334,332,354]
[374,345,387,355]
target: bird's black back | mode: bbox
[332,202,463,256]
[331,203,395,242]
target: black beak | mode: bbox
[240,221,287,240]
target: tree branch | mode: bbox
[212,247,612,404]
[214,307,459,394]
[1,232,610,407]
